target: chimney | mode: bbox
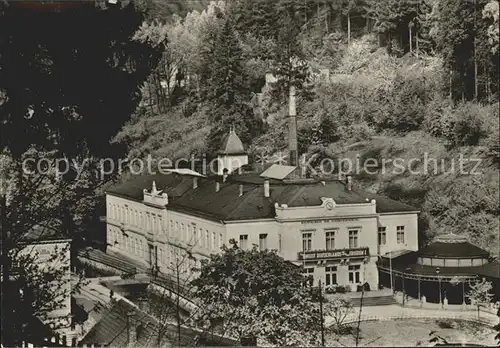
[193,177,198,189]
[288,85,298,168]
[264,180,270,197]
[215,182,220,192]
[239,184,244,197]
[346,175,352,191]
[127,312,137,347]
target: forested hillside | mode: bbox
[115,0,499,255]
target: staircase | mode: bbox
[348,295,397,307]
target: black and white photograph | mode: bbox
[1,0,499,346]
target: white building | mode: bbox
[105,130,419,290]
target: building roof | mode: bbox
[260,164,297,180]
[79,299,238,347]
[218,128,246,155]
[378,248,499,280]
[418,234,490,258]
[107,173,418,222]
[18,220,70,244]
[383,259,500,279]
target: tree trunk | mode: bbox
[1,194,12,347]
[324,2,329,33]
[347,12,351,45]
[487,70,491,103]
[416,29,419,58]
[474,0,478,100]
[176,263,181,346]
[409,24,413,54]
[449,69,453,99]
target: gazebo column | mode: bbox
[417,276,421,301]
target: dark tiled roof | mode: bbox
[476,261,500,279]
[80,299,238,347]
[419,242,490,258]
[387,260,500,279]
[379,253,499,279]
[107,173,418,222]
[19,220,69,244]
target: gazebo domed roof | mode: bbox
[419,234,489,259]
[219,127,245,155]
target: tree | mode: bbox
[191,241,321,346]
[199,16,263,153]
[1,149,91,345]
[483,0,499,54]
[0,1,161,345]
[466,277,494,320]
[146,246,199,347]
[368,0,420,55]
[0,0,162,160]
[494,306,500,345]
[325,295,355,335]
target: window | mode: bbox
[239,235,248,250]
[397,226,405,244]
[325,266,337,286]
[348,265,361,284]
[219,233,224,249]
[212,232,216,250]
[325,229,336,250]
[348,229,359,248]
[278,234,282,252]
[193,227,197,244]
[259,234,268,251]
[206,230,210,250]
[378,227,387,245]
[302,232,313,251]
[199,228,204,246]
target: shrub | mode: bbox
[344,284,352,292]
[336,285,346,294]
[436,102,494,147]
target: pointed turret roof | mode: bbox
[219,126,246,155]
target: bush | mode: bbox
[325,285,337,294]
[428,102,495,147]
[336,285,346,294]
[344,284,352,292]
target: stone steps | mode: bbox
[348,295,397,307]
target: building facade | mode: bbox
[105,135,419,290]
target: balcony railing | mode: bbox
[298,247,369,261]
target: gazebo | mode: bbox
[377,234,499,305]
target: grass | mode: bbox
[325,319,497,347]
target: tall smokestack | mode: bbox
[288,85,298,168]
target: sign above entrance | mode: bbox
[301,218,359,224]
[298,247,369,261]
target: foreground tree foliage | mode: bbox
[191,241,321,346]
[0,1,161,345]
